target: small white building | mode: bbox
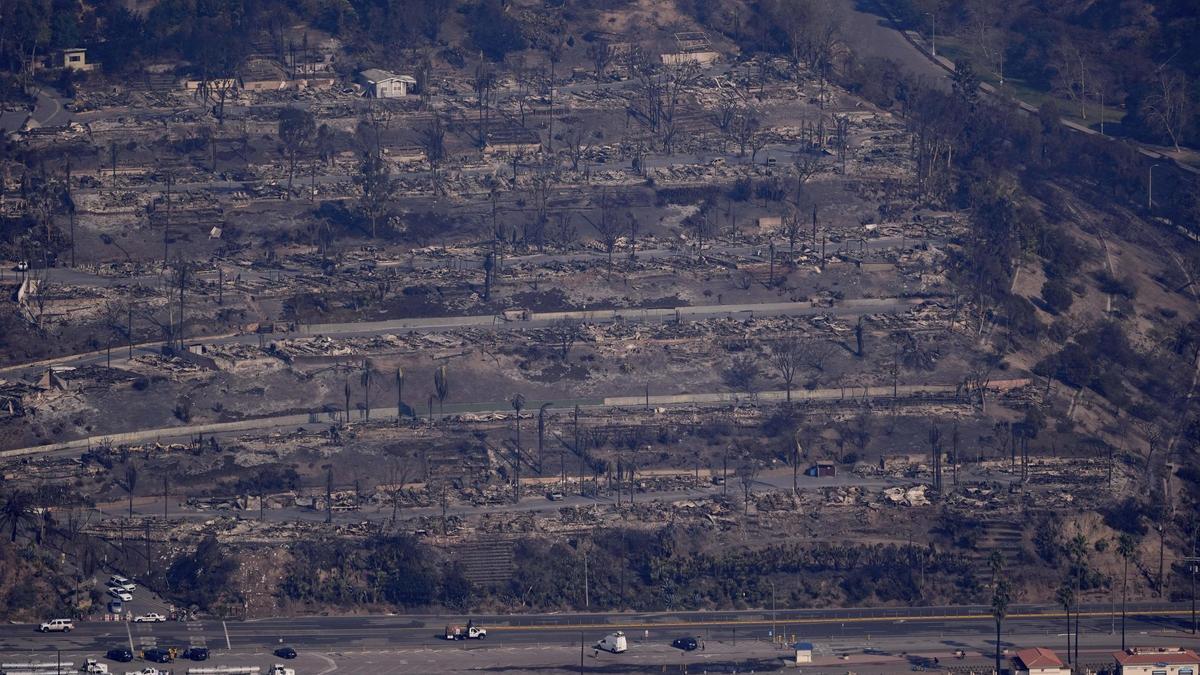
[360,69,416,98]
[60,48,95,71]
[1013,647,1071,675]
[1113,646,1200,675]
[793,641,813,664]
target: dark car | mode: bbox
[106,647,134,662]
[275,646,297,659]
[672,637,699,651]
[144,647,173,663]
[182,646,209,661]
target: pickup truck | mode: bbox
[268,665,296,675]
[124,669,171,675]
[444,624,487,640]
[81,659,109,673]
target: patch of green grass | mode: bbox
[935,36,1127,128]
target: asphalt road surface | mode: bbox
[2,602,1194,658]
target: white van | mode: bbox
[596,631,627,653]
[39,618,74,632]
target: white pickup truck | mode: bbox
[123,668,171,675]
[444,624,487,640]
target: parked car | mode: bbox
[107,587,133,602]
[107,599,123,614]
[547,492,565,501]
[182,646,209,661]
[38,618,74,632]
[143,647,173,663]
[671,636,699,651]
[134,612,166,623]
[106,647,134,662]
[274,646,297,659]
[108,575,136,592]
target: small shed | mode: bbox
[793,642,813,664]
[806,461,836,477]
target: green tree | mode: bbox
[355,153,395,238]
[434,364,449,416]
[0,491,35,543]
[278,107,316,199]
[1042,278,1073,314]
[166,535,237,610]
[952,59,981,107]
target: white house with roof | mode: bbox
[359,69,416,98]
[1113,646,1200,675]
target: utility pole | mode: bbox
[163,171,173,268]
[1185,554,1200,635]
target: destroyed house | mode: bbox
[241,59,289,91]
[484,125,541,155]
[661,31,719,66]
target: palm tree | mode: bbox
[0,491,35,543]
[1056,582,1074,664]
[1118,533,1136,649]
[992,579,1011,675]
[988,549,1004,587]
[1069,532,1087,664]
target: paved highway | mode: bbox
[2,602,1194,655]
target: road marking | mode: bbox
[223,620,232,650]
[315,653,339,674]
[125,621,134,654]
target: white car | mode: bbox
[82,658,110,673]
[38,618,74,632]
[108,575,136,592]
[133,612,166,623]
[108,587,133,602]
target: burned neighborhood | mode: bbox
[1,0,1199,673]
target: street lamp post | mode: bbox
[1149,163,1161,210]
[1185,555,1199,635]
[925,13,937,58]
[769,580,777,643]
